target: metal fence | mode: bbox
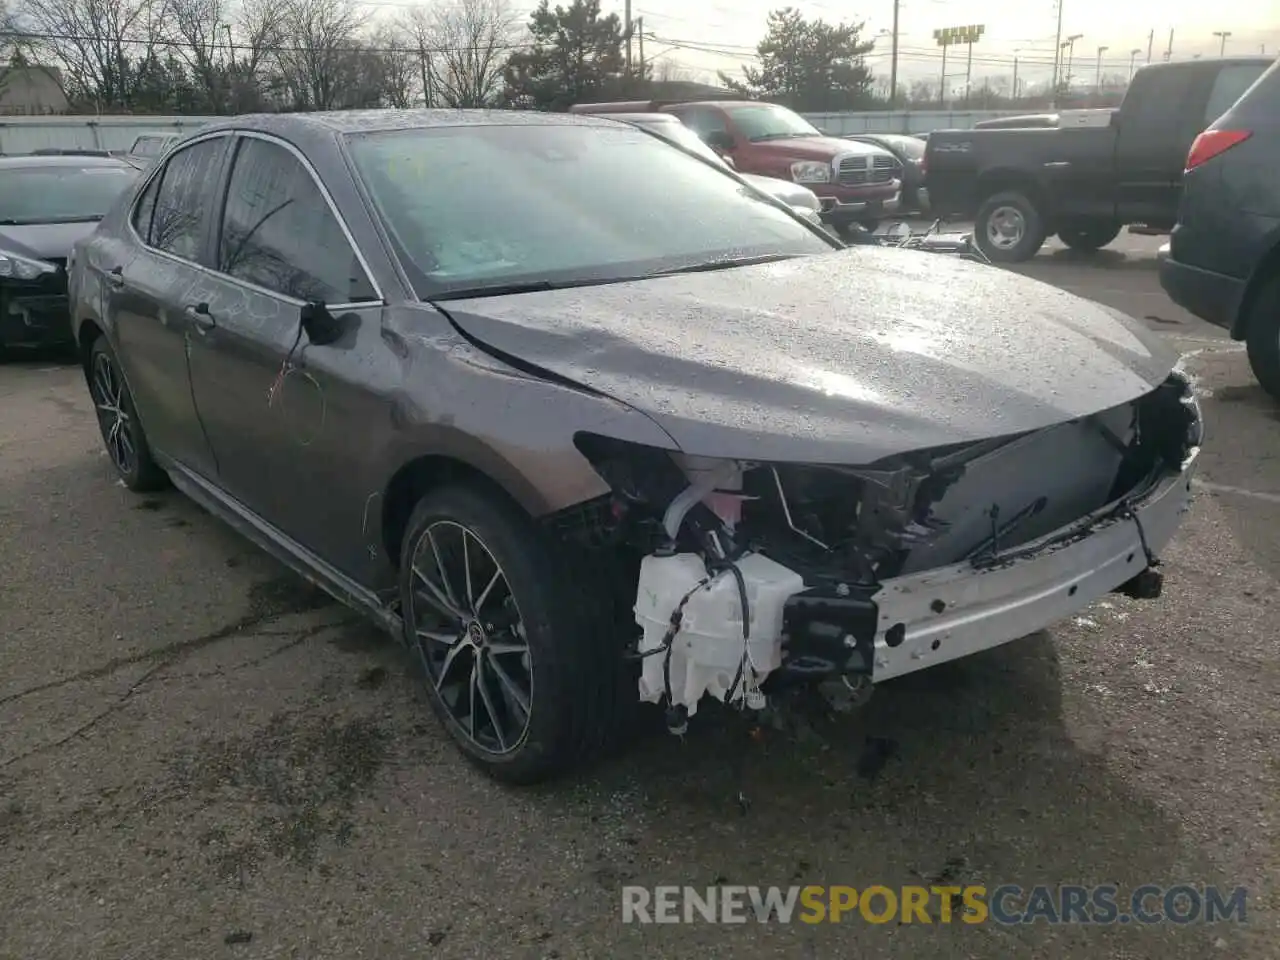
[0,108,1033,154]
[0,116,218,154]
[802,109,1034,134]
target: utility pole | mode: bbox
[889,0,900,109]
[1129,48,1141,79]
[624,0,632,74]
[965,37,974,104]
[1146,29,1153,63]
[1012,54,1019,102]
[1062,34,1082,95]
[637,18,644,76]
[1051,0,1065,105]
[1164,29,1174,61]
[419,42,431,107]
[1213,31,1231,56]
[1095,45,1108,94]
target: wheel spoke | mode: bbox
[425,529,459,611]
[474,659,506,750]
[412,564,463,619]
[416,627,460,644]
[486,652,530,723]
[434,640,468,692]
[462,530,474,609]
[473,568,502,615]
[486,641,526,656]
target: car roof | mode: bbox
[592,112,681,124]
[0,153,135,169]
[191,109,622,139]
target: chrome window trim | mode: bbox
[124,127,385,311]
[234,130,384,305]
[125,130,231,262]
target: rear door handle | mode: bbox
[107,266,125,288]
[185,302,215,331]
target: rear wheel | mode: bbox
[974,190,1047,263]
[87,336,167,492]
[399,485,632,783]
[1245,277,1280,401]
[1058,222,1121,252]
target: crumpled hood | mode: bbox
[0,221,97,260]
[442,248,1178,464]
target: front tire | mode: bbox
[1245,277,1280,401]
[974,190,1047,263]
[87,336,167,492]
[398,485,630,783]
[1058,222,1121,252]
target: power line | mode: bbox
[1,24,1220,73]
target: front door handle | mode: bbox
[107,266,125,288]
[185,302,215,332]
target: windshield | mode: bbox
[880,135,925,159]
[0,165,138,224]
[346,123,833,297]
[725,104,822,142]
[644,122,728,167]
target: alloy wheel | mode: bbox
[986,205,1026,250]
[407,520,534,755]
[90,351,137,476]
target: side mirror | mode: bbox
[703,130,735,152]
[300,300,346,346]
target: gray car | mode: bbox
[69,110,1202,783]
[0,154,139,349]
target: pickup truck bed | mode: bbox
[925,57,1274,262]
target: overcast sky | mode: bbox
[564,0,1277,89]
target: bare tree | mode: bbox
[274,0,368,109]
[405,0,518,108]
[230,0,287,110]
[19,0,171,109]
[370,23,416,107]
[168,0,230,109]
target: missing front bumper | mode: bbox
[866,449,1196,682]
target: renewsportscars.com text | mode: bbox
[621,884,1248,925]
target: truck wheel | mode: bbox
[1245,277,1280,401]
[398,485,633,784]
[974,191,1047,263]
[1058,222,1121,252]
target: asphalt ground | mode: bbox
[1,230,1277,959]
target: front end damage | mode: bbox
[552,370,1201,728]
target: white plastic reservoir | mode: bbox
[633,551,806,715]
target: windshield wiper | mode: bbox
[429,254,802,300]
[430,278,592,301]
[651,253,800,276]
[2,215,105,225]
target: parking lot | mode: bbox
[1,230,1277,959]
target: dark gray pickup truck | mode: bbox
[925,57,1274,262]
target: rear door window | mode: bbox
[1205,64,1269,123]
[149,137,228,262]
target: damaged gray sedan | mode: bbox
[68,111,1202,783]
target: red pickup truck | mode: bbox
[569,99,902,235]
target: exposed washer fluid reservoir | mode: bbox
[633,551,806,715]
